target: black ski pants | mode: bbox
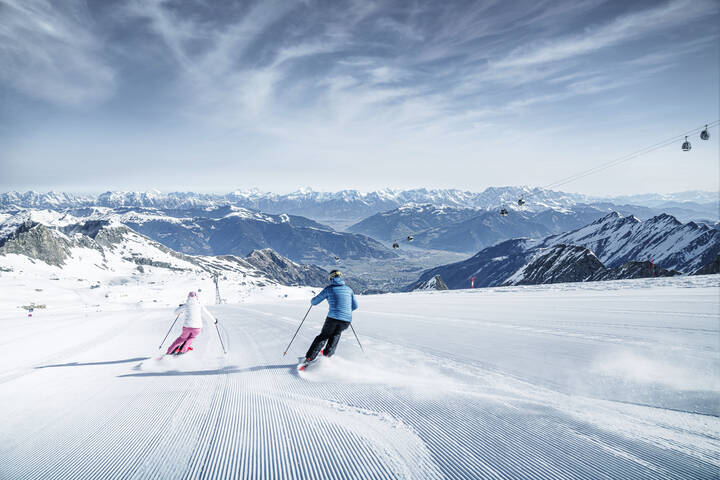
[305,317,350,361]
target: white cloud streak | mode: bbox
[0,0,116,106]
[492,0,714,69]
[3,0,716,188]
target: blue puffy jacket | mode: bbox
[311,277,358,322]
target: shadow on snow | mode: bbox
[117,364,295,378]
[36,357,151,369]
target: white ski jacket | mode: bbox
[175,296,216,329]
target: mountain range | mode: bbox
[0,207,396,266]
[347,201,719,254]
[0,212,330,289]
[2,188,717,293]
[3,188,716,224]
[349,203,616,253]
[410,212,719,290]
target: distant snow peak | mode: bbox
[545,212,716,273]
[413,211,719,290]
[0,186,587,218]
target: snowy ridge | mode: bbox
[347,203,482,242]
[1,207,393,265]
[82,206,294,227]
[503,244,603,286]
[0,191,93,209]
[544,212,719,272]
[0,186,718,218]
[3,189,716,226]
[414,212,718,290]
[0,187,587,215]
[0,212,329,300]
[350,202,671,254]
[0,209,81,240]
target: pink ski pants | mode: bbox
[167,327,201,354]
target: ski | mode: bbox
[156,346,193,360]
[297,356,321,372]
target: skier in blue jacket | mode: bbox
[303,270,358,364]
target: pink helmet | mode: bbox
[188,291,197,298]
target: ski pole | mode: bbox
[215,321,227,354]
[349,324,365,354]
[283,305,312,356]
[158,314,181,350]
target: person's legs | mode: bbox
[166,327,192,354]
[324,320,350,357]
[179,328,201,353]
[305,318,336,361]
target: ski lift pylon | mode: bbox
[700,125,710,141]
[681,136,692,151]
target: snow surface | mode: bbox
[0,274,718,479]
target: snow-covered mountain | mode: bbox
[347,201,718,254]
[411,212,718,289]
[0,187,587,220]
[0,213,331,291]
[96,190,223,209]
[410,238,533,290]
[543,212,718,273]
[502,246,681,286]
[502,244,605,286]
[241,249,328,287]
[1,206,397,265]
[229,186,587,220]
[3,188,716,225]
[410,207,616,253]
[0,191,94,210]
[355,203,628,253]
[97,207,395,265]
[347,203,482,242]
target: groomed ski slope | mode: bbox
[1,276,718,479]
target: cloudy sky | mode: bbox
[1,0,718,194]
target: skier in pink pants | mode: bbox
[167,291,217,355]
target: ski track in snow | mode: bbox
[1,278,719,479]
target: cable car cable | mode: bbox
[541,120,718,191]
[496,120,718,215]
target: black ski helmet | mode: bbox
[328,269,342,280]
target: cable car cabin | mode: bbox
[500,208,508,216]
[517,198,525,206]
[392,242,400,249]
[407,235,414,242]
[700,126,710,141]
[681,136,691,151]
